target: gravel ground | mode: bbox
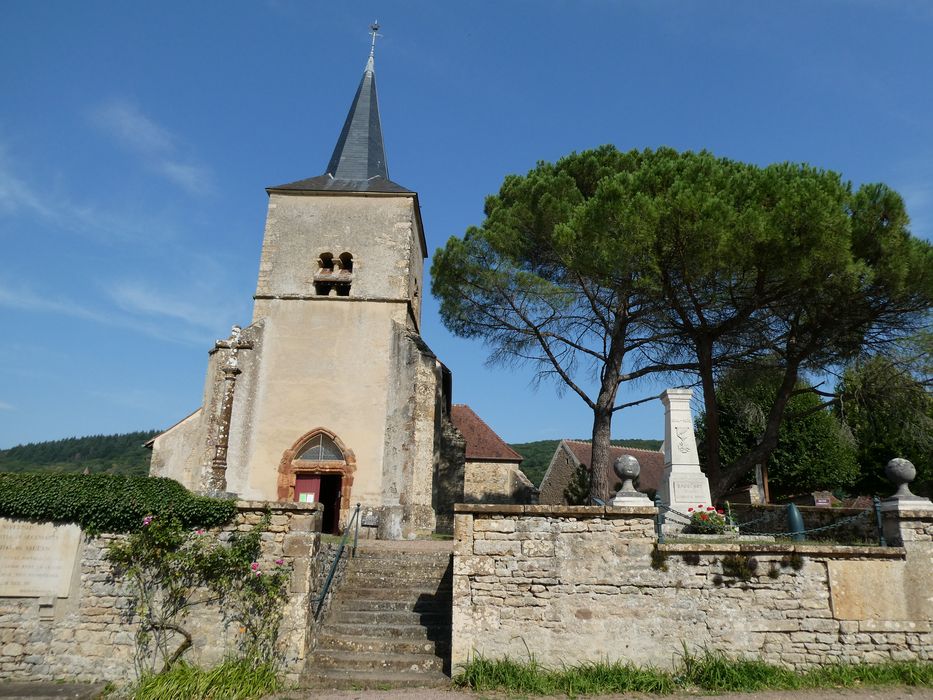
[269,686,933,700]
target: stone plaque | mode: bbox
[0,518,81,598]
[672,479,708,503]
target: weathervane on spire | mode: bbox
[369,21,381,58]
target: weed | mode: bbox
[721,554,758,582]
[130,659,280,700]
[650,547,669,571]
[454,652,933,696]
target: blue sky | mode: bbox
[1,1,932,448]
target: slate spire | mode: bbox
[269,23,411,194]
[325,53,388,182]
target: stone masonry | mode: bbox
[0,502,321,685]
[452,504,933,672]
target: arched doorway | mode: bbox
[277,429,355,534]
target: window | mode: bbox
[314,251,353,296]
[298,433,344,461]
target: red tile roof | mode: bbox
[451,404,523,463]
[562,439,665,492]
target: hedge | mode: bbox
[0,473,238,533]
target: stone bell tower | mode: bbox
[149,33,460,539]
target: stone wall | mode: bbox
[0,501,322,685]
[452,504,933,672]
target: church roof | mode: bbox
[451,404,523,463]
[269,55,412,194]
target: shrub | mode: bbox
[0,473,236,533]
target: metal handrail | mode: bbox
[314,502,361,619]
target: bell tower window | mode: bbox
[314,251,353,296]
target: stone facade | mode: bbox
[0,502,321,685]
[452,505,933,672]
[463,461,536,505]
[149,188,462,538]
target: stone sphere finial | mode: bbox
[613,455,641,493]
[886,457,918,500]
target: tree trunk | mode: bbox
[589,318,627,503]
[713,361,801,499]
[696,337,721,488]
[590,405,613,502]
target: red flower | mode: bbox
[707,506,715,511]
[717,509,725,515]
[688,507,694,513]
[700,513,709,520]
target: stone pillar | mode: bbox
[879,458,933,547]
[657,388,712,514]
[203,325,251,495]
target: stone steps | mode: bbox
[312,649,446,673]
[302,544,453,689]
[322,621,450,640]
[327,608,450,626]
[315,632,450,655]
[333,595,451,612]
[302,668,450,690]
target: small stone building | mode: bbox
[451,404,536,504]
[148,51,466,539]
[537,439,664,504]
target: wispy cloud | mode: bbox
[0,400,15,411]
[106,279,237,334]
[0,148,169,245]
[90,98,213,195]
[0,280,214,347]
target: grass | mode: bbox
[130,659,281,700]
[453,650,933,696]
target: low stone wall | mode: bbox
[452,504,933,672]
[0,501,322,685]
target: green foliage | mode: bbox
[454,652,933,695]
[130,659,281,700]
[0,430,160,476]
[563,463,591,506]
[697,370,859,497]
[510,438,662,487]
[108,514,290,676]
[435,144,932,501]
[680,649,799,691]
[454,654,676,695]
[0,473,236,534]
[836,354,933,496]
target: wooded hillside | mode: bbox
[0,430,160,477]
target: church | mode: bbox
[148,37,534,539]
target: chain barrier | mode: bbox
[654,500,878,542]
[736,508,871,538]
